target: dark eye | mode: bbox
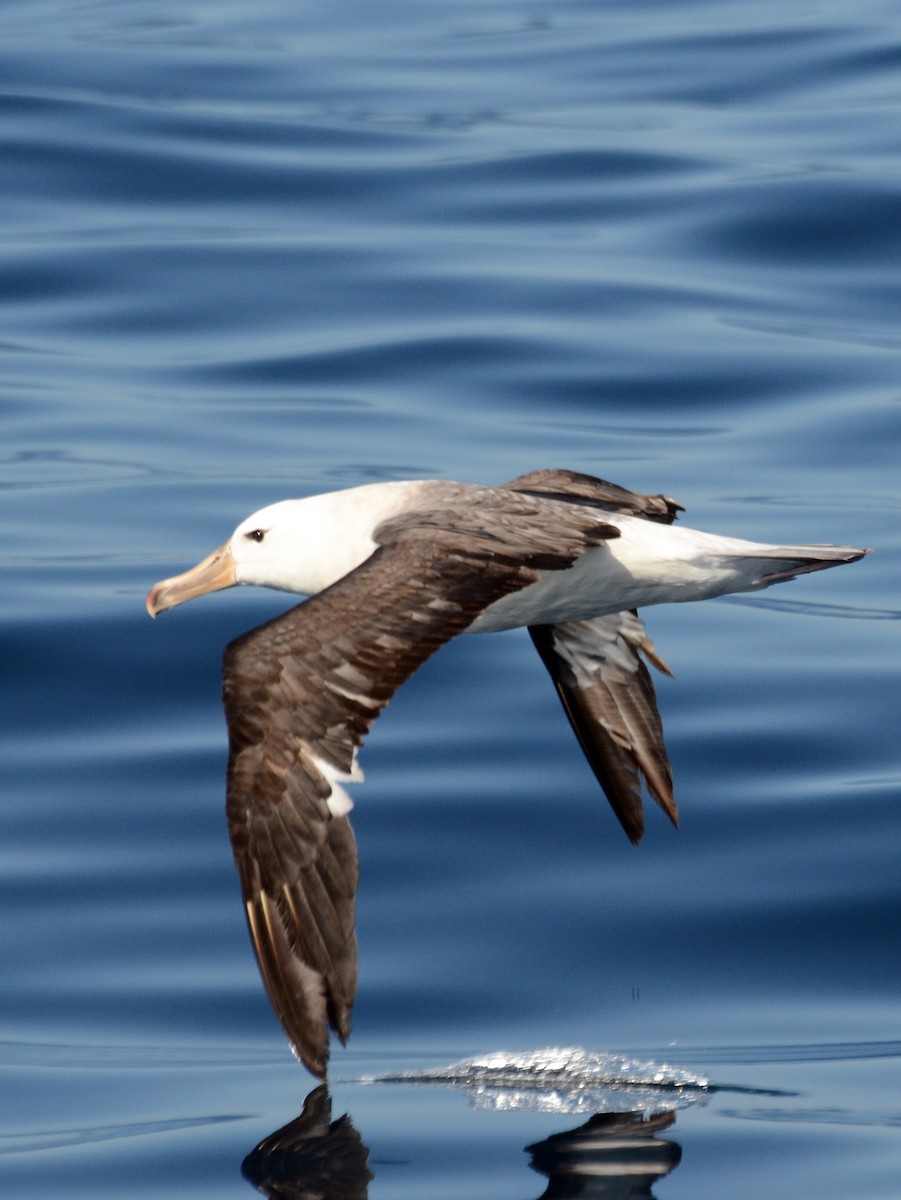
[245,529,266,543]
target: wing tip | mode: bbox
[291,1038,329,1079]
[617,788,679,846]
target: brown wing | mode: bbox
[499,470,680,843]
[529,614,676,845]
[503,467,683,525]
[223,504,617,1077]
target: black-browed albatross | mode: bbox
[146,469,869,1077]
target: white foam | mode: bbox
[364,1045,709,1115]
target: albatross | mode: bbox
[146,468,869,1076]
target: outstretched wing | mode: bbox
[502,469,680,843]
[529,614,676,845]
[223,495,618,1076]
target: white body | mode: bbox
[229,481,851,634]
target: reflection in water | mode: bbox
[241,1086,372,1200]
[241,1086,682,1199]
[527,1111,681,1200]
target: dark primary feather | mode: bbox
[222,491,617,1076]
[529,616,676,845]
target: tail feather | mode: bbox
[752,545,870,588]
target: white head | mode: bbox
[229,499,323,591]
[146,489,389,617]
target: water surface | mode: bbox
[2,1,900,1196]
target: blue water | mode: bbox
[3,0,900,1195]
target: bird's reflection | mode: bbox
[527,1110,681,1200]
[241,1086,372,1200]
[241,1087,681,1200]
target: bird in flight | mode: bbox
[146,468,868,1076]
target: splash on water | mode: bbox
[364,1045,709,1115]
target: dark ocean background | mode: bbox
[2,1,899,1196]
